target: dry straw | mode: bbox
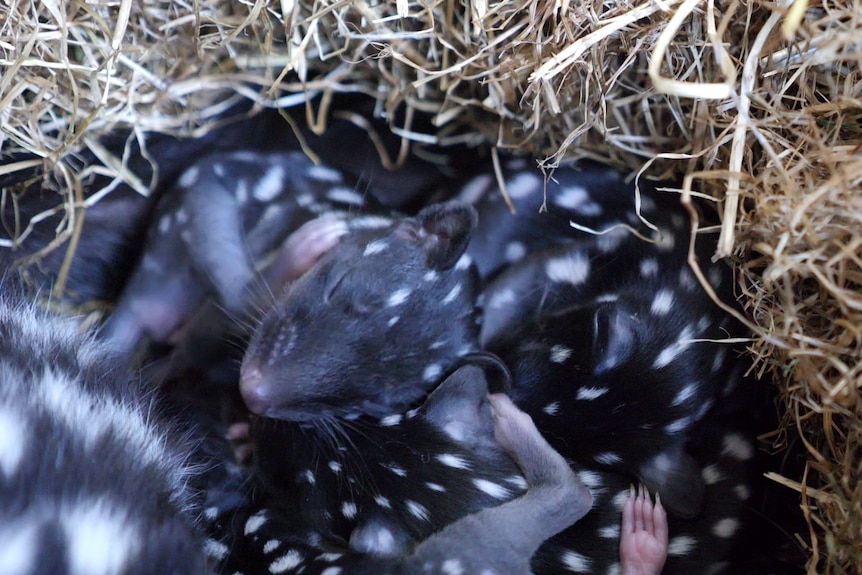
[1,0,861,571]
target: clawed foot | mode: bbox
[620,484,668,575]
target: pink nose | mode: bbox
[239,364,272,415]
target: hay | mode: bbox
[2,0,862,570]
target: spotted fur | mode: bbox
[102,150,382,353]
[0,287,213,574]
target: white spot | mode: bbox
[702,464,724,485]
[263,540,281,554]
[712,518,740,538]
[204,539,229,560]
[270,549,303,573]
[307,164,343,183]
[405,500,430,522]
[505,241,526,262]
[245,512,267,535]
[656,230,675,251]
[722,433,753,460]
[734,484,751,501]
[458,174,493,203]
[577,470,604,490]
[326,187,365,206]
[599,524,620,539]
[612,490,630,511]
[442,284,463,305]
[178,165,200,187]
[295,192,315,207]
[653,344,682,369]
[455,254,473,270]
[62,499,141,575]
[436,453,471,470]
[318,552,343,562]
[664,416,691,434]
[554,185,593,213]
[374,495,392,509]
[472,478,511,499]
[506,172,542,199]
[559,549,591,572]
[640,258,659,278]
[387,288,413,307]
[606,563,621,575]
[382,462,407,477]
[550,344,572,363]
[545,253,590,285]
[577,387,609,401]
[302,469,316,485]
[0,523,38,575]
[175,208,188,224]
[387,316,400,328]
[423,363,442,382]
[329,461,342,473]
[650,289,674,315]
[668,535,697,556]
[708,266,723,288]
[157,214,172,234]
[543,401,560,416]
[595,452,621,465]
[253,166,286,202]
[321,568,343,575]
[425,482,446,492]
[505,475,528,490]
[442,558,465,575]
[341,502,357,519]
[424,270,439,282]
[679,268,697,291]
[429,339,448,350]
[487,287,516,309]
[204,507,219,520]
[671,384,697,406]
[363,239,388,256]
[379,414,402,427]
[212,162,226,177]
[0,407,26,478]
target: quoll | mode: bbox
[223,357,753,574]
[220,364,595,575]
[102,150,385,353]
[0,285,216,574]
[239,201,482,421]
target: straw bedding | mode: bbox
[1,0,860,571]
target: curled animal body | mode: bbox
[239,201,482,421]
[463,159,749,518]
[220,364,593,575]
[0,287,214,575]
[101,150,388,353]
[222,361,754,575]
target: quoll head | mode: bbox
[240,202,481,421]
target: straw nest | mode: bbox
[1,0,860,571]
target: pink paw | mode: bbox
[620,485,668,575]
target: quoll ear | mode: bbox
[396,202,478,271]
[421,364,497,452]
[591,302,636,375]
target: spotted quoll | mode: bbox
[218,363,594,575]
[218,357,754,574]
[0,286,215,574]
[240,201,481,420]
[102,150,385,353]
[457,159,747,517]
[237,162,748,517]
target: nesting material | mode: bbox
[1,0,861,571]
